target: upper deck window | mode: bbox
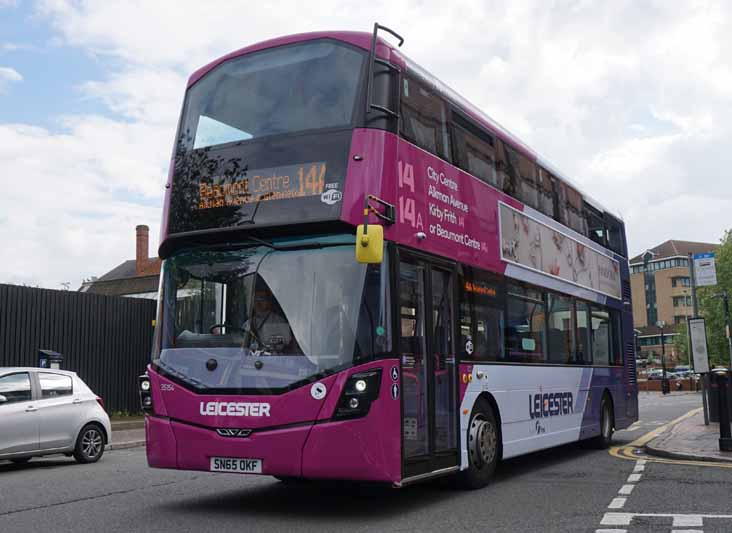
[537,168,555,218]
[400,74,451,161]
[178,41,365,151]
[452,113,500,188]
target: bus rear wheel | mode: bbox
[591,395,614,449]
[458,399,499,490]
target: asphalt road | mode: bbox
[1,392,730,533]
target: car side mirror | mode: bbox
[0,394,7,403]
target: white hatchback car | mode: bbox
[0,368,111,465]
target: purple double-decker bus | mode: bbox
[140,24,638,488]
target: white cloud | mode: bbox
[3,0,732,288]
[0,121,163,289]
[0,66,22,88]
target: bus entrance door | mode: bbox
[399,255,458,480]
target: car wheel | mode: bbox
[73,424,105,464]
[591,395,614,449]
[457,398,499,490]
[11,458,31,464]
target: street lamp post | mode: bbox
[657,320,670,395]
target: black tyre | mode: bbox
[11,457,31,464]
[591,395,614,449]
[274,476,309,484]
[457,398,499,489]
[73,424,105,464]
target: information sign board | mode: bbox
[694,252,717,287]
[688,317,710,374]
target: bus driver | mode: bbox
[244,286,293,352]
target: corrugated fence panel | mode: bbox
[0,284,155,413]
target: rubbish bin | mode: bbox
[708,372,732,423]
[38,349,63,370]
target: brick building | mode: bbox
[79,225,161,298]
[629,239,717,364]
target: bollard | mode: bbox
[716,371,732,452]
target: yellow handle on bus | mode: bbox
[356,224,384,264]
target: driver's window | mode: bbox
[0,373,32,405]
[174,278,226,334]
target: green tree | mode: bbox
[673,322,689,362]
[696,230,732,368]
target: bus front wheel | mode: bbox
[458,399,499,490]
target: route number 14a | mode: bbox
[400,196,417,228]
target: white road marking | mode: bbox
[637,459,647,465]
[601,512,732,528]
[671,530,703,533]
[633,464,645,472]
[618,484,635,495]
[673,515,703,527]
[627,473,642,483]
[601,513,634,526]
[596,530,627,533]
[608,498,626,509]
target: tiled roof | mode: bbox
[630,240,718,264]
[82,257,161,297]
[96,260,138,282]
[83,275,159,296]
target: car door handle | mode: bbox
[72,399,83,404]
[25,406,37,412]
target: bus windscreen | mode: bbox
[167,40,365,237]
[179,41,364,150]
[155,245,391,392]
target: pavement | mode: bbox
[645,408,732,463]
[109,418,145,451]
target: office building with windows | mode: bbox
[629,239,717,363]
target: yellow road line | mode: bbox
[610,407,732,469]
[629,407,701,447]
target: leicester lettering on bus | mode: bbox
[528,392,574,419]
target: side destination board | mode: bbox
[166,130,351,236]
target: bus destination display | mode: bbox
[197,162,327,210]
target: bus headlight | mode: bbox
[334,369,382,420]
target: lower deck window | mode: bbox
[459,268,624,367]
[506,286,546,363]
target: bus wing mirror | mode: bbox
[0,394,7,403]
[356,224,384,264]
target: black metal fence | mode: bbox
[0,284,155,413]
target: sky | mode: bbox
[1,0,731,290]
